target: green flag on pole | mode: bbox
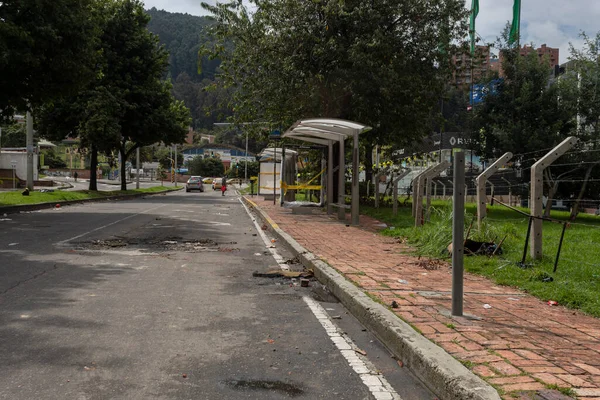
[509,0,521,45]
[469,0,479,55]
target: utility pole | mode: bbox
[173,144,178,187]
[136,147,140,189]
[26,110,34,190]
[245,131,249,183]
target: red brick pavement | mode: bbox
[249,198,600,400]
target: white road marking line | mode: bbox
[239,198,289,270]
[239,197,402,399]
[303,296,402,400]
[55,205,166,246]
[207,221,231,226]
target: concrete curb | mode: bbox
[242,196,501,400]
[0,188,183,216]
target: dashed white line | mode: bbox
[238,198,289,270]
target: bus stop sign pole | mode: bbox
[452,151,465,316]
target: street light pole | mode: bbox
[173,144,178,187]
[245,131,249,183]
[136,147,140,189]
[26,110,34,190]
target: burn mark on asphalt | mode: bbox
[223,379,304,397]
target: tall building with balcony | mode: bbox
[451,45,492,88]
[497,44,559,77]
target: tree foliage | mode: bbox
[188,156,224,177]
[0,0,101,119]
[42,148,67,169]
[36,0,191,191]
[473,32,575,160]
[200,0,467,148]
[0,123,27,147]
[145,8,218,82]
[473,29,600,217]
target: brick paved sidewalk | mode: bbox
[250,198,600,400]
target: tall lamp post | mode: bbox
[245,131,249,183]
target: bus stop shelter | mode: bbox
[282,118,371,226]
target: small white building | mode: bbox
[0,150,39,182]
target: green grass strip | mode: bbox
[362,199,600,317]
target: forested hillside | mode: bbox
[146,8,232,130]
[146,8,218,82]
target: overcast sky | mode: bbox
[142,0,600,64]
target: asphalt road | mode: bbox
[0,186,435,400]
[49,177,166,192]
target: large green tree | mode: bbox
[473,29,577,216]
[188,156,224,177]
[37,0,190,191]
[556,33,600,218]
[200,0,467,166]
[0,0,101,119]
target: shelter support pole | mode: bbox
[441,181,446,200]
[351,131,359,226]
[280,146,285,205]
[476,152,513,229]
[530,137,577,259]
[338,137,345,221]
[327,141,334,215]
[320,149,326,207]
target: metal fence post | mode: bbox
[476,152,512,229]
[452,152,465,317]
[530,137,577,259]
[393,169,411,216]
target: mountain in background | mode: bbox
[146,7,219,83]
[145,8,232,131]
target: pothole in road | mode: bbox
[73,237,239,253]
[223,379,304,397]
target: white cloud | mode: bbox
[142,0,255,16]
[472,0,600,63]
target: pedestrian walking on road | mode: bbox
[73,171,78,182]
[221,176,227,196]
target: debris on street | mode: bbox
[252,269,314,279]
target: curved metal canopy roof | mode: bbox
[283,118,372,144]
